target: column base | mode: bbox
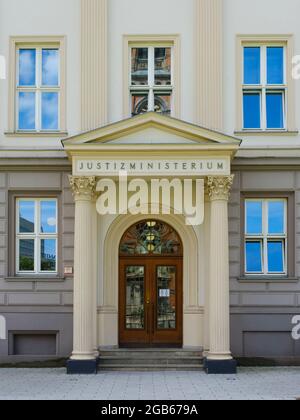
[204,358,237,375]
[67,358,98,375]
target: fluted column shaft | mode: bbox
[69,177,97,361]
[207,176,234,361]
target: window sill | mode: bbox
[5,276,67,282]
[234,130,299,136]
[4,131,69,138]
[238,276,299,283]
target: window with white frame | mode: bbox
[242,44,286,130]
[16,46,60,132]
[245,199,287,275]
[130,46,173,116]
[16,198,58,274]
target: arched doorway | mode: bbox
[119,220,183,348]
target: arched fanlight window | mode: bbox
[119,220,182,256]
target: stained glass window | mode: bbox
[120,221,182,256]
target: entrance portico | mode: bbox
[63,113,240,374]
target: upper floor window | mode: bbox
[16,46,60,132]
[130,46,173,116]
[244,199,287,275]
[243,45,286,131]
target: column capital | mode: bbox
[69,176,96,200]
[207,175,234,201]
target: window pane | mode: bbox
[131,93,148,116]
[243,93,261,129]
[244,47,261,84]
[42,49,59,86]
[18,92,36,130]
[268,241,284,272]
[40,239,56,272]
[41,92,59,130]
[267,47,284,85]
[19,201,35,233]
[131,48,148,86]
[155,48,171,86]
[154,93,171,115]
[266,92,284,129]
[40,201,57,234]
[19,49,36,86]
[126,266,145,329]
[268,201,285,234]
[246,201,263,234]
[157,266,176,330]
[19,239,35,272]
[246,241,262,273]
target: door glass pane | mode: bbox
[243,92,261,129]
[268,201,285,234]
[19,239,35,272]
[41,239,56,272]
[42,49,59,86]
[19,49,36,86]
[18,92,36,130]
[246,241,262,273]
[268,241,284,273]
[41,92,59,130]
[19,200,35,233]
[131,48,148,86]
[155,48,171,86]
[157,266,176,330]
[40,201,57,234]
[267,47,284,85]
[246,201,263,235]
[266,92,284,129]
[244,47,261,85]
[126,266,145,329]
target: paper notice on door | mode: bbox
[159,289,170,298]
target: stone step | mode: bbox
[99,364,204,372]
[100,357,203,366]
[98,348,204,371]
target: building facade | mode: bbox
[0,0,300,374]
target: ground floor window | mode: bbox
[245,198,287,275]
[16,198,58,274]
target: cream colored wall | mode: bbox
[224,0,300,149]
[107,0,195,124]
[0,0,81,150]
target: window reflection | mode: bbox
[19,239,35,272]
[131,48,148,86]
[155,48,171,86]
[41,239,56,272]
[19,201,35,233]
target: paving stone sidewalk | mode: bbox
[0,367,299,400]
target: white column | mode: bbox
[207,176,234,362]
[69,176,97,362]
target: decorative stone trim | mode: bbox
[81,0,108,131]
[69,176,96,199]
[207,176,234,201]
[195,0,223,130]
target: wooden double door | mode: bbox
[119,257,183,347]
